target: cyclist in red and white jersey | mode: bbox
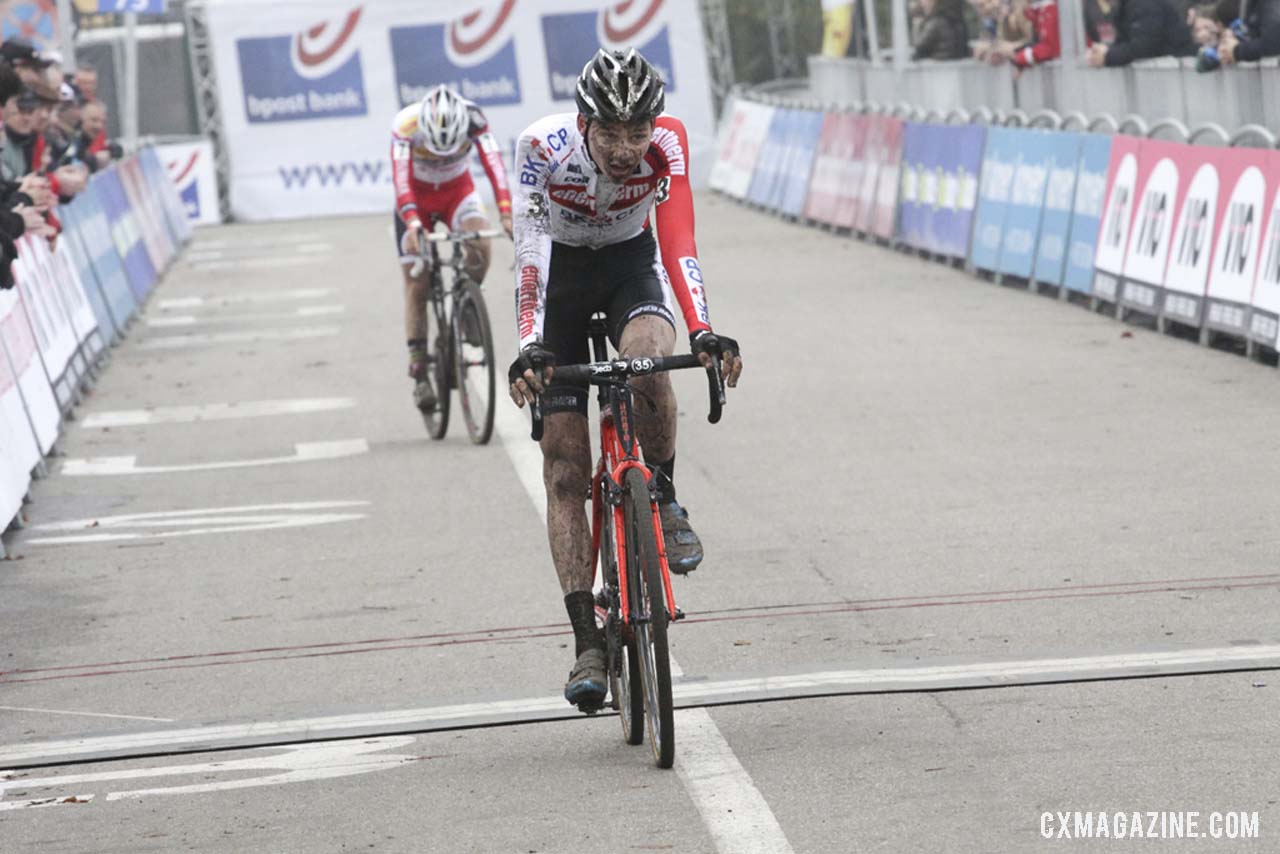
[506,48,743,711]
[392,84,512,412]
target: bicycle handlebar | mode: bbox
[410,228,507,276]
[529,354,724,442]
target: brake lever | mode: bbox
[706,359,725,425]
[530,393,544,441]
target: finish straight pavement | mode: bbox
[1,197,1277,852]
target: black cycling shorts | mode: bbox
[542,229,675,416]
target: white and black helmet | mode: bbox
[575,48,665,125]
[417,84,471,156]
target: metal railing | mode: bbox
[808,55,1280,140]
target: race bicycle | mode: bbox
[413,225,504,444]
[530,316,725,768]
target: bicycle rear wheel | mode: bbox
[421,296,451,440]
[624,467,674,768]
[452,280,496,445]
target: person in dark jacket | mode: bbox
[1086,0,1197,64]
[913,0,972,59]
[1216,0,1280,62]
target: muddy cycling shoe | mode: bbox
[564,647,608,712]
[412,377,437,413]
[659,501,703,574]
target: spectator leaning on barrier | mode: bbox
[80,101,121,170]
[914,0,972,59]
[1215,0,1280,63]
[0,64,52,286]
[990,0,1061,69]
[1086,0,1121,43]
[1086,0,1197,65]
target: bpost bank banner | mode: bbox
[206,0,716,221]
[156,141,222,226]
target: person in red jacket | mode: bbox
[1009,0,1061,67]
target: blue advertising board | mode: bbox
[780,111,824,218]
[896,123,927,250]
[97,169,157,301]
[997,130,1057,278]
[64,184,138,334]
[969,127,1020,271]
[765,109,796,211]
[1031,133,1085,286]
[931,124,986,259]
[747,109,790,208]
[54,202,119,340]
[1062,134,1114,293]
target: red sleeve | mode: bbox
[89,131,107,154]
[652,116,710,336]
[474,131,512,213]
[1013,0,1060,66]
[390,136,418,226]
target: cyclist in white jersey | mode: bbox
[391,84,512,412]
[506,49,743,711]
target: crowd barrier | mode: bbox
[711,92,1280,362]
[0,149,191,541]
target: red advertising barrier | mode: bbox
[803,113,845,225]
[1204,151,1275,339]
[1092,135,1143,303]
[833,114,868,230]
[1117,140,1196,318]
[1248,155,1280,347]
[873,117,905,240]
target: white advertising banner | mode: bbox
[722,101,775,201]
[0,287,59,454]
[0,322,35,530]
[157,140,222,226]
[13,236,79,407]
[205,0,717,221]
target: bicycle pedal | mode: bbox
[576,701,605,716]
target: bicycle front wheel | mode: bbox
[422,296,451,440]
[603,505,644,745]
[624,467,674,769]
[452,281,496,445]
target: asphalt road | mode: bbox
[1,194,1277,852]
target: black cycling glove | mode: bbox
[508,342,557,386]
[690,330,740,361]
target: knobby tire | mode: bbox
[453,281,496,445]
[624,467,674,768]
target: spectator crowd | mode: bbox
[908,0,1279,74]
[0,38,121,290]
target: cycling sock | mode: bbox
[651,455,676,503]
[407,338,426,350]
[564,590,604,656]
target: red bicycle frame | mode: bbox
[589,401,678,627]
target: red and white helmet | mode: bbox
[417,84,471,156]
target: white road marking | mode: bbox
[157,288,334,309]
[137,326,340,350]
[4,642,1278,769]
[25,501,370,546]
[184,242,331,263]
[189,256,333,273]
[493,401,795,853]
[190,234,323,251]
[0,706,174,723]
[144,305,346,328]
[60,440,369,476]
[82,398,356,428]
[0,737,415,810]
